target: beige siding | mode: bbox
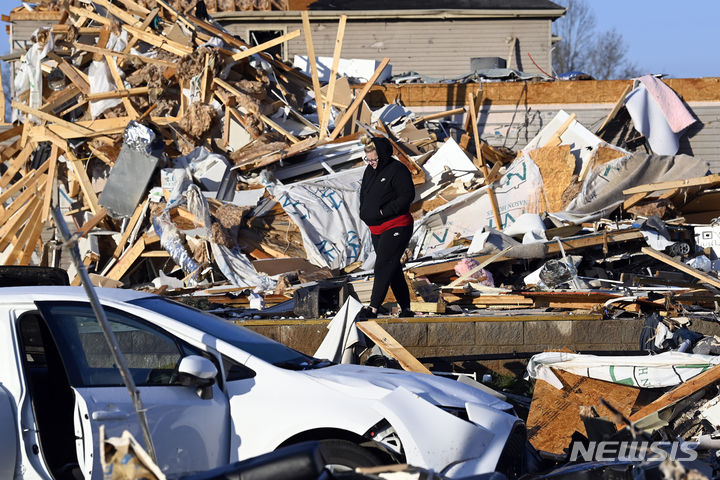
[220,17,553,78]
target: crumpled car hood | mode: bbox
[303,364,511,411]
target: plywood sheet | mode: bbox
[527,145,576,212]
[527,368,640,455]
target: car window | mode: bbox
[130,297,323,369]
[36,302,185,387]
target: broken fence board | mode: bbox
[356,320,432,375]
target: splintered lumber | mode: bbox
[0,142,35,189]
[122,24,192,56]
[623,174,720,196]
[230,29,301,62]
[408,229,644,277]
[641,247,720,289]
[107,233,159,281]
[467,92,502,228]
[329,57,390,141]
[113,199,149,258]
[412,107,466,125]
[410,299,445,314]
[319,15,347,140]
[527,369,640,455]
[41,147,58,222]
[5,198,44,266]
[622,192,649,210]
[0,188,44,252]
[77,208,108,238]
[597,84,632,134]
[545,112,577,146]
[356,321,432,375]
[630,363,720,423]
[12,102,95,136]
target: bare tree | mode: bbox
[552,0,642,80]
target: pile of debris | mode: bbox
[1,0,719,324]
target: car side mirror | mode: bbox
[177,355,217,400]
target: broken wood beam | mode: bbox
[623,174,720,196]
[641,247,720,290]
[329,58,390,141]
[356,320,432,375]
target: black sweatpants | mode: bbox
[370,224,413,310]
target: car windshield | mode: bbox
[130,297,333,370]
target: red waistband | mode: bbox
[368,213,413,235]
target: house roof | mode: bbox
[300,0,563,11]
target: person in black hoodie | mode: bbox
[359,136,415,318]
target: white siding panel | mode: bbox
[221,18,553,78]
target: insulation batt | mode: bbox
[179,102,218,140]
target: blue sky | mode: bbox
[591,0,720,78]
[0,1,718,78]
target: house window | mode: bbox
[249,30,285,60]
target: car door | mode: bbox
[35,301,230,479]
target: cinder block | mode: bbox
[279,325,327,355]
[524,320,573,347]
[382,322,428,347]
[427,322,476,346]
[476,321,523,346]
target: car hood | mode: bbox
[303,364,512,411]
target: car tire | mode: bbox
[318,439,383,472]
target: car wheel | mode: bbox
[318,439,383,472]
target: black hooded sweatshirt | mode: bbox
[359,137,415,227]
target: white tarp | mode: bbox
[411,153,543,257]
[314,296,364,364]
[293,55,392,84]
[527,351,720,390]
[269,167,374,270]
[626,84,681,155]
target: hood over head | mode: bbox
[369,136,394,170]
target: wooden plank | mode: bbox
[105,54,140,119]
[409,299,445,314]
[47,52,91,94]
[113,199,149,258]
[408,229,644,277]
[301,11,323,132]
[641,247,720,289]
[319,16,346,140]
[623,192,649,210]
[260,114,299,144]
[230,29,301,62]
[412,107,466,125]
[0,190,43,253]
[468,91,502,228]
[630,363,720,422]
[107,234,147,281]
[41,146,58,223]
[76,208,108,239]
[623,174,720,196]
[597,84,632,134]
[356,320,432,375]
[123,24,193,56]
[0,160,50,207]
[546,113,577,147]
[528,369,640,455]
[329,58,390,141]
[0,142,34,189]
[12,101,95,136]
[65,150,102,216]
[40,85,81,114]
[0,125,22,143]
[5,198,44,266]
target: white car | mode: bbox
[0,287,526,479]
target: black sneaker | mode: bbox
[357,306,378,319]
[398,308,415,318]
